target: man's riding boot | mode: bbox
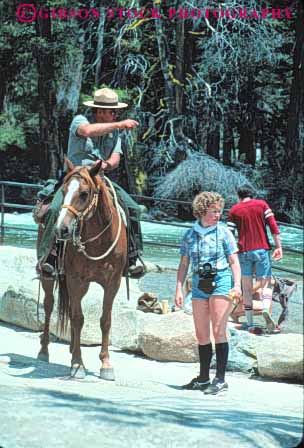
[127,212,145,279]
[128,255,145,278]
[37,254,57,276]
[111,182,145,279]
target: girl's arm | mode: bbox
[175,256,190,308]
[228,253,242,298]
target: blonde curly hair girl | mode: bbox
[192,191,224,218]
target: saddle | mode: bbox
[32,178,58,225]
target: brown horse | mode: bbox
[37,159,127,380]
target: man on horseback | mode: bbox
[37,88,145,279]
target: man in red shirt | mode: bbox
[227,185,283,331]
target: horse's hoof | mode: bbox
[37,352,49,363]
[70,364,86,379]
[100,367,115,381]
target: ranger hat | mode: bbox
[83,88,128,109]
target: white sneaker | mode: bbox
[262,309,276,332]
[204,377,228,395]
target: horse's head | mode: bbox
[55,158,103,240]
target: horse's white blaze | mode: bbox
[56,178,80,228]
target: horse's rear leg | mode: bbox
[38,280,55,362]
[99,283,120,381]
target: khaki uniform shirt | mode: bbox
[67,114,122,166]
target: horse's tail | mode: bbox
[57,275,70,336]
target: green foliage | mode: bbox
[0,0,301,225]
[286,201,304,225]
[0,122,26,152]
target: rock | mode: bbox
[0,285,44,331]
[138,313,235,363]
[227,327,259,373]
[0,246,38,293]
[113,308,230,362]
[138,312,199,362]
[256,333,303,381]
[0,246,142,346]
[0,247,44,330]
[111,308,151,352]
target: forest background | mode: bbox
[0,0,303,223]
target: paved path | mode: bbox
[0,323,302,448]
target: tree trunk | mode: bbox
[153,1,175,117]
[173,15,187,163]
[175,19,185,117]
[57,34,85,173]
[223,119,233,165]
[207,123,220,159]
[237,73,257,166]
[153,0,189,168]
[94,8,106,87]
[0,0,24,111]
[35,14,60,179]
[238,126,255,165]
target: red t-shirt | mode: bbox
[227,199,280,253]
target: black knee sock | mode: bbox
[198,343,213,382]
[215,342,229,381]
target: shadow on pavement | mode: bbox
[23,386,303,447]
[0,320,40,333]
[0,352,96,380]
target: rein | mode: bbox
[61,171,122,261]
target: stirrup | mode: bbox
[41,262,56,275]
[128,264,145,279]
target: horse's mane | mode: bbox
[94,173,115,213]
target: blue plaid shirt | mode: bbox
[180,221,238,272]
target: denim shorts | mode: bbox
[192,268,232,300]
[238,249,271,278]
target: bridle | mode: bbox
[62,189,100,221]
[59,169,122,261]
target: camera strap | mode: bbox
[196,225,218,273]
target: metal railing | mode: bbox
[0,180,303,276]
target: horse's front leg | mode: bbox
[99,280,121,381]
[38,280,55,362]
[67,278,89,379]
[70,302,85,379]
